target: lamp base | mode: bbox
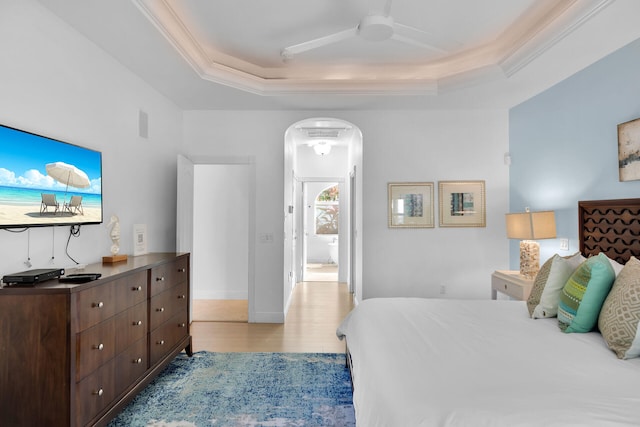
[519,240,540,279]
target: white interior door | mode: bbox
[192,164,249,301]
[176,155,195,319]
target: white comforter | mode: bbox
[336,298,640,427]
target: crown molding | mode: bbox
[498,0,615,77]
[132,0,613,96]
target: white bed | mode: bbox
[337,298,640,426]
[337,199,640,426]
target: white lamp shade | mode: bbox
[506,211,556,240]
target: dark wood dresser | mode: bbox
[0,252,192,426]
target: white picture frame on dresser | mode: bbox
[133,223,148,255]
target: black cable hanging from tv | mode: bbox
[65,225,81,264]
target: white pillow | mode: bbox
[604,253,624,276]
[532,252,584,318]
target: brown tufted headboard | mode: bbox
[579,198,640,264]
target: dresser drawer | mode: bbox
[114,301,147,354]
[75,359,115,427]
[115,337,147,397]
[149,280,189,330]
[150,309,189,366]
[75,282,117,331]
[76,318,116,382]
[114,270,148,312]
[150,258,188,297]
[491,273,532,300]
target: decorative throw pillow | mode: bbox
[527,252,584,318]
[527,256,554,316]
[598,257,640,359]
[558,253,615,333]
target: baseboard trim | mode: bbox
[193,290,248,300]
[252,311,285,323]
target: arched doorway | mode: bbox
[283,118,363,313]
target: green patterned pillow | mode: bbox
[527,252,583,318]
[558,253,615,333]
[598,257,640,359]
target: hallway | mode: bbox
[190,281,354,353]
[304,262,338,282]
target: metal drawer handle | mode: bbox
[133,320,143,326]
[156,276,165,282]
[157,340,165,345]
[156,307,165,312]
[93,388,104,397]
[178,323,186,328]
[92,301,104,309]
[178,268,186,273]
[178,294,186,299]
[133,358,143,364]
[132,286,143,291]
[93,343,104,351]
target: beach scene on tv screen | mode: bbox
[0,126,102,227]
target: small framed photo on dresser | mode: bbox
[133,223,148,256]
[388,182,434,228]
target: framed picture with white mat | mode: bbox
[133,224,148,256]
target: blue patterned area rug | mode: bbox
[108,352,355,427]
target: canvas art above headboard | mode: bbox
[579,198,640,264]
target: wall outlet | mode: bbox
[559,238,569,251]
[439,285,447,295]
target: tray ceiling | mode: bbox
[132,0,612,95]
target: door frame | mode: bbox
[177,155,257,322]
[298,178,344,282]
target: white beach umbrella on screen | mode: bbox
[45,162,90,203]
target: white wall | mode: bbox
[0,1,182,278]
[192,164,249,299]
[358,110,509,299]
[183,108,509,319]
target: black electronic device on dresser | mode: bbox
[1,267,65,286]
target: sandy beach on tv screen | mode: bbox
[0,203,102,226]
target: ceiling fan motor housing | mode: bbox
[358,15,394,41]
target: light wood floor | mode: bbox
[304,263,338,282]
[193,299,249,322]
[190,281,354,353]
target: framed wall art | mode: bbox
[388,182,434,228]
[618,117,640,182]
[438,180,486,227]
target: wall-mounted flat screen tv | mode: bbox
[0,124,102,228]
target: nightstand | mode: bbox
[491,270,534,301]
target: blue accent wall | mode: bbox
[509,38,640,268]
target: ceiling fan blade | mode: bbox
[392,22,461,54]
[281,27,358,59]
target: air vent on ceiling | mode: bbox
[297,127,350,139]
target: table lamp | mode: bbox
[505,209,556,279]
